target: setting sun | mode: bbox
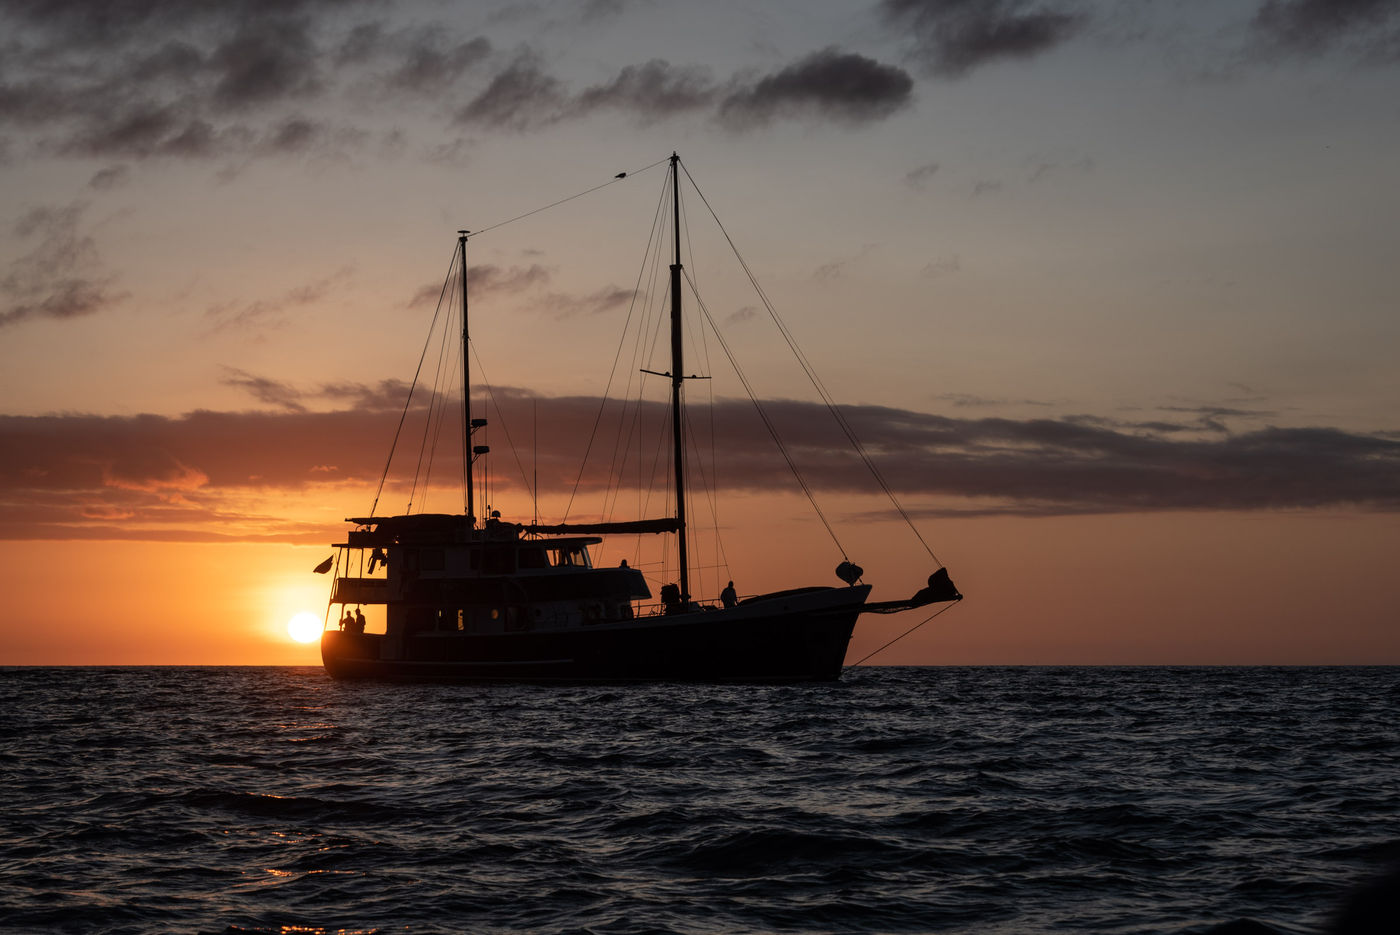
[287,612,324,644]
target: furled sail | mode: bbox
[522,519,679,536]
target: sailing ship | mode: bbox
[318,154,959,682]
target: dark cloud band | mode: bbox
[2,395,1396,541]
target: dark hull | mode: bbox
[321,595,864,683]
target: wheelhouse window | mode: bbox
[550,546,591,568]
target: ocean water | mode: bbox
[1,666,1396,935]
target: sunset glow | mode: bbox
[1,1,1397,665]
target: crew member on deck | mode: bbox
[721,581,737,608]
[352,608,366,634]
[341,610,354,631]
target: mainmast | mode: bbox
[668,153,689,602]
[459,230,474,524]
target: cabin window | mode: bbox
[483,548,514,574]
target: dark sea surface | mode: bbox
[1,666,1397,935]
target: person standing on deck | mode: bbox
[721,581,737,608]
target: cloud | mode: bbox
[383,32,492,94]
[454,54,568,130]
[1027,155,1095,182]
[457,47,914,132]
[1249,0,1400,59]
[0,202,124,328]
[920,255,960,278]
[3,396,1398,541]
[533,285,636,319]
[1,0,916,168]
[260,117,322,154]
[88,165,130,190]
[221,368,307,412]
[408,263,552,309]
[717,48,914,129]
[317,378,413,412]
[204,267,351,335]
[222,369,415,413]
[574,59,718,121]
[880,0,1087,77]
[209,19,322,110]
[470,263,552,296]
[0,0,383,161]
[812,244,878,281]
[905,162,940,188]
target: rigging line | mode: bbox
[683,267,847,558]
[408,287,458,512]
[417,330,461,513]
[849,601,959,667]
[561,174,670,523]
[411,283,459,508]
[598,191,669,524]
[680,161,942,568]
[465,157,669,242]
[321,551,341,628]
[370,244,458,518]
[469,343,535,505]
[676,184,728,583]
[679,402,731,595]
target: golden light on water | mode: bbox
[286,612,323,643]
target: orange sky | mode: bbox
[3,2,1399,667]
[2,505,1395,665]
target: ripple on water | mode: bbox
[1,665,1397,935]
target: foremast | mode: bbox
[668,153,690,604]
[459,230,488,525]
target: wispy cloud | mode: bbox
[574,59,718,123]
[380,31,492,95]
[204,267,352,335]
[880,0,1087,77]
[220,368,307,413]
[532,285,637,319]
[1249,0,1400,60]
[222,370,414,413]
[408,264,551,309]
[454,53,569,131]
[452,48,915,132]
[0,202,125,328]
[904,162,941,188]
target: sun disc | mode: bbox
[287,612,323,643]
